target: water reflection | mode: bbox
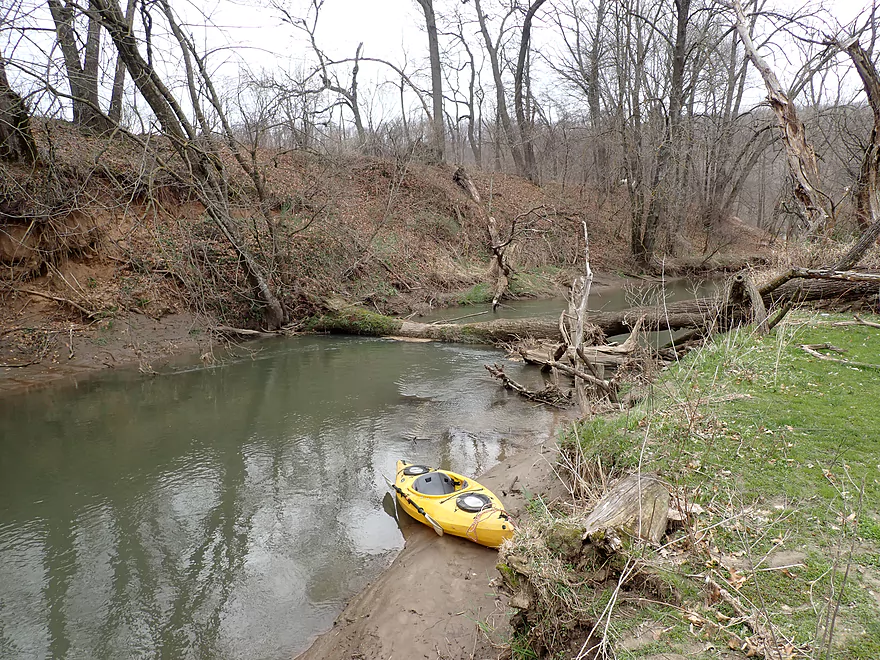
[0,336,560,659]
[417,277,721,345]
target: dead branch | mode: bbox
[798,343,880,370]
[483,363,569,408]
[452,166,482,207]
[214,325,279,338]
[17,287,99,318]
[429,310,489,324]
[831,314,880,329]
[543,357,617,402]
[760,303,791,334]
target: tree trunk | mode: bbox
[582,473,670,545]
[0,53,38,164]
[475,0,525,175]
[108,0,137,123]
[588,0,608,188]
[638,0,690,265]
[486,217,511,310]
[48,0,112,130]
[730,0,830,237]
[459,33,482,167]
[836,39,880,268]
[415,0,444,162]
[513,0,546,184]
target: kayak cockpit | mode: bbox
[411,472,467,495]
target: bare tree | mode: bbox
[47,0,112,130]
[728,0,832,237]
[415,0,445,161]
[513,0,547,183]
[0,50,37,164]
[445,12,484,167]
[833,34,880,269]
[280,1,368,148]
[90,0,287,329]
[473,0,523,174]
[107,0,135,123]
[548,0,610,188]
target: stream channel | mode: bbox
[0,278,717,659]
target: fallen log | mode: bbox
[307,305,717,345]
[520,344,631,368]
[761,269,880,307]
[760,267,880,293]
[308,269,879,347]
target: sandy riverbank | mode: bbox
[295,427,573,660]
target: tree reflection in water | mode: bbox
[0,336,559,659]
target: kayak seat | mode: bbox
[412,472,457,495]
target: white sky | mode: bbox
[195,0,875,71]
[3,0,878,120]
[185,0,422,77]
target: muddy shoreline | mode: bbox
[294,427,573,660]
[0,272,680,398]
[0,311,214,397]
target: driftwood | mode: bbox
[17,287,99,318]
[215,325,279,338]
[832,314,880,329]
[519,341,638,369]
[483,363,569,407]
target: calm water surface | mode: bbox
[0,336,563,659]
[0,278,715,659]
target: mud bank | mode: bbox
[295,429,573,660]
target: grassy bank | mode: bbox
[502,312,880,659]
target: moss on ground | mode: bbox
[457,282,493,305]
[304,307,402,336]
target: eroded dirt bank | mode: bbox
[296,433,571,660]
[0,310,216,396]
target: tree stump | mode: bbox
[582,472,670,548]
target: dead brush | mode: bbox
[497,510,603,657]
[499,443,680,658]
[555,421,637,503]
[555,423,616,502]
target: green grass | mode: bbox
[457,282,493,305]
[509,266,565,298]
[548,312,880,658]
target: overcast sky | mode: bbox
[195,0,874,71]
[3,0,877,121]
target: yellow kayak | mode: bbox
[392,460,514,548]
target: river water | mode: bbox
[0,278,717,659]
[0,336,566,659]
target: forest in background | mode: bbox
[1,0,880,331]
